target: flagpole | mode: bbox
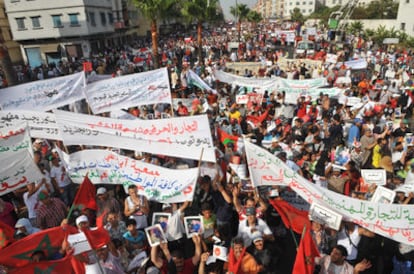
[66,172,89,221]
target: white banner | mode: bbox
[0,72,85,111]
[283,87,342,105]
[63,149,198,203]
[279,77,327,89]
[0,148,43,196]
[187,70,216,94]
[0,123,32,156]
[336,59,368,70]
[213,70,276,89]
[85,68,171,114]
[0,111,60,140]
[244,140,414,245]
[325,53,338,64]
[54,110,216,162]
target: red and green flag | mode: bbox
[0,226,65,268]
[72,175,97,211]
[269,199,311,234]
[0,220,15,249]
[293,227,320,274]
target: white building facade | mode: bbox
[4,0,138,67]
[284,0,316,18]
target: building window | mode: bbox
[108,12,113,24]
[52,15,62,28]
[302,9,306,12]
[309,1,313,4]
[309,9,312,12]
[296,1,300,5]
[16,17,25,30]
[406,0,409,3]
[303,1,306,4]
[100,12,106,26]
[89,12,96,26]
[69,13,79,26]
[401,23,406,31]
[31,16,41,28]
[332,0,336,3]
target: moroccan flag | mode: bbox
[0,226,65,268]
[217,127,240,150]
[96,209,108,228]
[9,252,73,274]
[83,227,110,250]
[246,109,269,127]
[0,220,15,249]
[269,199,311,234]
[292,227,320,274]
[72,175,97,211]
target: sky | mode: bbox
[219,0,256,20]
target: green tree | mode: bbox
[131,0,179,68]
[366,0,399,19]
[181,0,222,64]
[347,21,364,35]
[230,4,250,41]
[247,10,262,28]
[0,34,17,86]
[290,8,305,24]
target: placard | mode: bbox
[152,213,171,234]
[67,232,91,255]
[361,169,386,185]
[309,203,342,231]
[184,216,204,238]
[145,224,167,247]
[371,186,396,204]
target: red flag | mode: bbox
[83,227,110,250]
[246,109,269,126]
[0,226,65,268]
[217,127,240,150]
[83,61,93,72]
[96,210,108,228]
[292,227,320,274]
[72,175,97,211]
[0,220,15,249]
[269,199,311,234]
[9,252,73,274]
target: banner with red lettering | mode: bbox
[244,140,414,245]
[54,110,215,162]
[59,148,198,203]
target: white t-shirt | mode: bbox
[237,217,272,247]
[50,163,71,188]
[23,190,40,219]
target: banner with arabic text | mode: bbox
[85,68,171,114]
[244,140,414,245]
[61,149,197,203]
[0,72,85,111]
[0,111,60,140]
[54,110,215,162]
[0,149,43,196]
[213,70,276,89]
[0,123,32,156]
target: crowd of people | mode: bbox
[2,20,414,274]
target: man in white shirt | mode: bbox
[50,156,75,206]
[237,207,274,247]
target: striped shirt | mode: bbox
[36,198,67,229]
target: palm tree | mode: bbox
[230,4,250,42]
[131,0,178,68]
[247,10,262,29]
[181,0,222,64]
[347,21,364,35]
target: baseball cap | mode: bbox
[76,215,89,226]
[162,203,172,210]
[246,207,255,216]
[96,187,107,195]
[251,231,263,243]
